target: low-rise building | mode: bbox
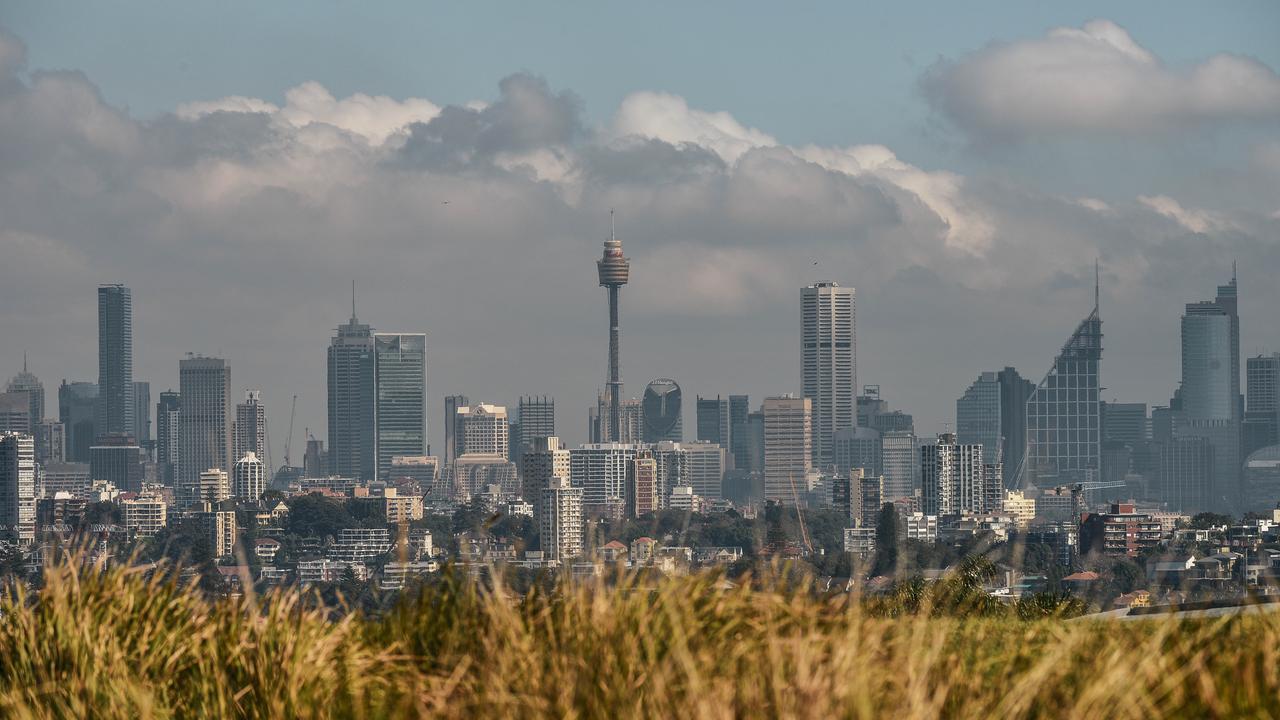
[843,527,876,556]
[1079,502,1163,558]
[121,494,167,536]
[385,493,424,524]
[254,537,282,563]
[904,512,938,542]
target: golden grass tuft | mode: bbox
[0,557,1277,718]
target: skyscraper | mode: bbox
[1245,353,1280,454]
[597,213,630,442]
[956,372,1002,466]
[328,303,376,481]
[1025,289,1102,488]
[90,434,144,492]
[762,396,812,505]
[1182,301,1235,419]
[996,368,1034,487]
[156,391,180,486]
[97,284,134,438]
[0,433,36,544]
[58,381,97,462]
[801,282,855,468]
[1247,353,1280,415]
[642,378,683,443]
[5,355,43,430]
[589,394,642,444]
[0,394,29,435]
[728,394,751,470]
[1177,277,1243,510]
[374,333,427,480]
[177,356,231,507]
[233,390,267,464]
[132,381,151,447]
[696,395,731,448]
[443,395,469,465]
[517,396,556,450]
[881,430,918,502]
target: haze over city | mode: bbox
[2,3,1278,454]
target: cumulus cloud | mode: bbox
[178,80,441,145]
[923,19,1280,140]
[0,25,1276,447]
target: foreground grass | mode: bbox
[1,560,1278,718]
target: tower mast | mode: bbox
[597,211,631,442]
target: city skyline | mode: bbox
[1,11,1279,457]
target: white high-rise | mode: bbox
[921,433,985,517]
[540,477,583,563]
[801,282,855,467]
[569,443,637,515]
[0,433,36,544]
[233,451,265,501]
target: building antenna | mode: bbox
[610,208,616,241]
[1233,259,1237,284]
[22,352,27,374]
[351,280,357,320]
[1094,258,1100,314]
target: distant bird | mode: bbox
[441,200,450,205]
[812,261,819,266]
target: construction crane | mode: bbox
[282,394,297,470]
[787,471,814,555]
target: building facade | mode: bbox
[763,396,812,505]
[177,356,231,506]
[541,477,583,562]
[1025,302,1102,488]
[97,285,134,438]
[801,282,855,467]
[374,333,427,479]
[956,372,1002,466]
[233,451,266,501]
[233,390,267,465]
[921,433,985,517]
[156,391,180,486]
[328,311,376,481]
[0,433,36,543]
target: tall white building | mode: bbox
[763,396,812,505]
[233,390,267,465]
[570,443,638,516]
[233,451,266,501]
[921,433,985,516]
[540,477,583,563]
[0,433,36,544]
[801,282,856,467]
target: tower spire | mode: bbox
[351,280,357,321]
[610,208,616,241]
[22,352,27,374]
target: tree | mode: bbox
[872,504,899,576]
[286,494,355,538]
[1190,512,1233,529]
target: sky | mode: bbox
[0,2,1278,461]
